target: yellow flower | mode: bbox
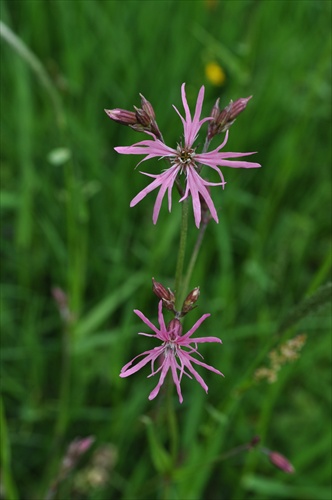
[205,62,226,86]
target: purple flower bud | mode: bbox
[228,96,252,121]
[210,98,221,120]
[140,94,156,120]
[51,286,68,310]
[51,286,73,323]
[268,451,295,474]
[181,287,200,315]
[62,436,95,473]
[134,106,151,127]
[152,278,176,312]
[104,108,138,125]
[105,95,162,139]
[208,95,253,140]
[248,435,261,448]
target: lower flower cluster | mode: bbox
[120,281,223,403]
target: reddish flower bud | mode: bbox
[51,286,73,324]
[268,451,295,474]
[134,106,151,127]
[210,98,221,121]
[104,108,138,125]
[228,96,252,121]
[207,96,253,140]
[105,94,162,139]
[248,435,261,448]
[181,287,200,315]
[67,436,95,460]
[52,286,68,310]
[62,436,95,474]
[152,278,176,312]
[140,94,156,120]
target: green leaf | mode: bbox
[141,416,172,474]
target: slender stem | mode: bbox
[0,398,19,500]
[174,199,189,309]
[180,136,212,295]
[182,219,208,297]
[54,325,72,438]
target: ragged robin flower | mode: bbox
[120,300,223,403]
[114,83,261,228]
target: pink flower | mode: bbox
[120,300,224,403]
[115,83,261,228]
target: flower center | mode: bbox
[175,145,196,172]
[164,341,178,359]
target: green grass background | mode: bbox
[1,0,331,499]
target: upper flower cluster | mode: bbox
[111,83,261,228]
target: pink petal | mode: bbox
[148,356,172,400]
[120,346,164,377]
[134,309,161,336]
[215,159,261,169]
[130,166,179,215]
[182,173,202,228]
[198,150,261,169]
[157,300,167,336]
[178,351,209,392]
[115,139,175,158]
[185,336,222,344]
[170,356,183,403]
[185,352,224,377]
[151,167,179,224]
[179,313,211,341]
[173,84,211,148]
[190,170,220,225]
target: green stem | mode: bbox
[174,199,189,309]
[182,219,208,298]
[179,137,211,296]
[54,325,72,438]
[0,398,19,500]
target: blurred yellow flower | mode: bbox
[205,62,226,86]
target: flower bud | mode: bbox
[152,278,176,312]
[268,451,295,474]
[51,286,73,324]
[207,96,252,140]
[140,94,156,120]
[181,287,200,315]
[134,106,151,127]
[210,97,221,121]
[248,435,261,448]
[228,96,252,121]
[105,94,162,139]
[104,108,138,125]
[62,436,95,474]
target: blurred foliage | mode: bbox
[0,0,331,499]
